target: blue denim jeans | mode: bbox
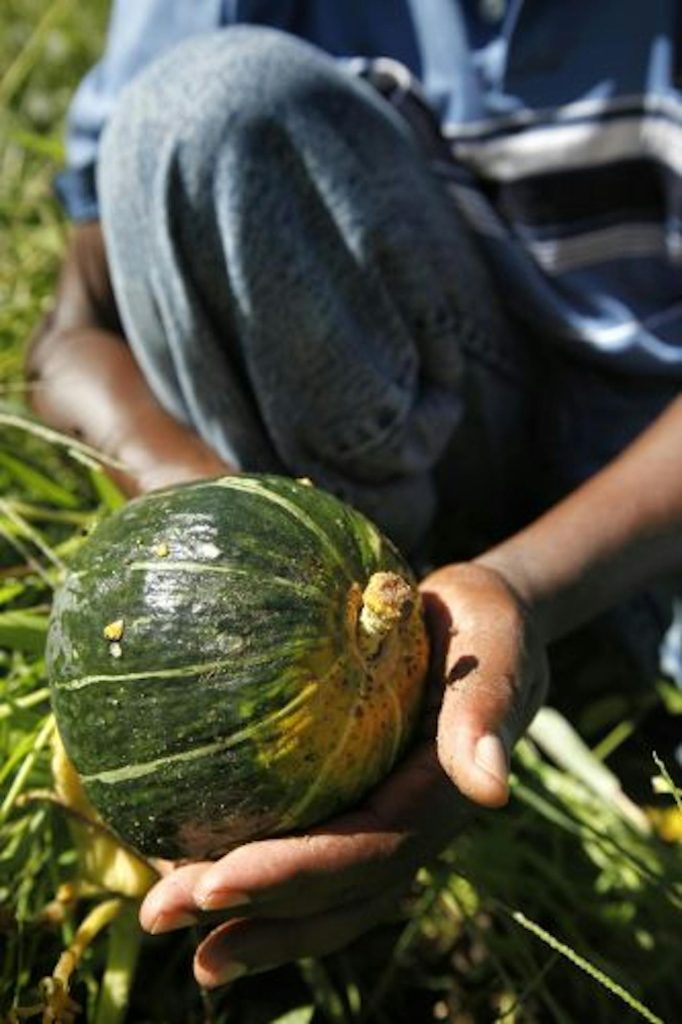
[98,26,514,553]
[97,26,680,689]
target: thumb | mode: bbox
[436,650,517,808]
[421,562,548,810]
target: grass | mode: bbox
[1,3,681,1022]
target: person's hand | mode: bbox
[421,561,548,806]
[138,561,548,986]
[25,223,232,493]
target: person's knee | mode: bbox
[102,27,342,174]
[97,24,363,233]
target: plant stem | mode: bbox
[0,0,76,108]
[94,901,143,1024]
[511,911,664,1024]
[0,714,54,824]
[0,686,50,721]
[527,708,650,832]
[0,413,126,470]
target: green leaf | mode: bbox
[0,450,79,508]
[657,678,682,715]
[0,609,48,653]
[270,1008,315,1024]
[7,125,64,160]
[87,464,126,511]
[0,580,25,605]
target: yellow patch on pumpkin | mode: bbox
[103,619,124,642]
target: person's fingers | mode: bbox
[140,862,214,934]
[436,639,520,808]
[422,568,548,809]
[438,633,548,807]
[193,828,399,909]
[140,814,405,934]
[191,744,464,913]
[193,888,404,987]
[140,744,469,932]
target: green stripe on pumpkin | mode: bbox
[213,477,354,581]
[53,654,244,693]
[127,560,320,598]
[80,678,321,786]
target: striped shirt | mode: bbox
[57,0,682,381]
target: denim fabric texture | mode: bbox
[97,27,509,552]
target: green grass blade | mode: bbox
[0,0,77,108]
[0,412,127,471]
[652,752,682,813]
[0,686,50,721]
[511,911,664,1024]
[0,450,80,508]
[0,714,54,824]
[0,609,48,653]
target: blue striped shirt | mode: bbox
[57,0,682,380]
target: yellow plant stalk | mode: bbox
[7,728,158,1024]
[51,732,159,899]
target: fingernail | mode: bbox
[149,911,198,935]
[203,960,248,988]
[474,733,508,788]
[195,889,250,912]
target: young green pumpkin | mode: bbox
[47,475,429,860]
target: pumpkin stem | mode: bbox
[356,572,415,659]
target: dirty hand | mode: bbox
[139,560,548,986]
